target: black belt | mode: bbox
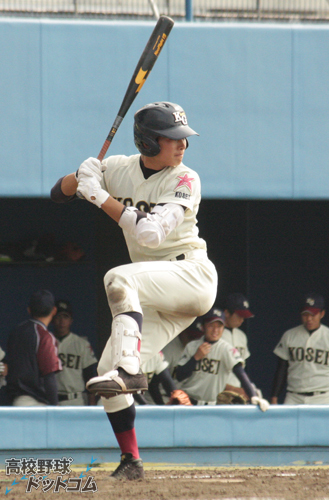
[58,393,79,401]
[176,254,185,260]
[288,390,327,397]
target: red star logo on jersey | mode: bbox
[175,174,194,193]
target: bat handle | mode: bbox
[98,140,111,162]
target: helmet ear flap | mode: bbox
[134,129,161,157]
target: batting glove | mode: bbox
[251,396,270,412]
[77,177,110,208]
[75,157,107,183]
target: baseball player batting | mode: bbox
[51,101,218,480]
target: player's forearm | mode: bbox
[176,357,197,382]
[61,173,78,196]
[232,363,257,400]
[43,372,58,406]
[270,357,288,399]
[100,196,126,223]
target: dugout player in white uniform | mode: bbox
[52,300,98,406]
[135,352,176,405]
[176,307,269,409]
[162,318,203,378]
[51,102,218,480]
[222,293,253,391]
[271,293,329,405]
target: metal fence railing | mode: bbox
[1,0,329,22]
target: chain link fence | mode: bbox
[1,0,329,22]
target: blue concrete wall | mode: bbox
[1,406,329,467]
[1,19,329,199]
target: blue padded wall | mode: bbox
[1,19,329,199]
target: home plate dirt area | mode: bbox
[2,465,329,499]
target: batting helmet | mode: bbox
[134,102,199,157]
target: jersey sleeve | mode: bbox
[273,332,289,360]
[177,340,198,366]
[222,344,244,371]
[80,338,98,369]
[36,327,61,376]
[156,167,201,213]
[154,351,169,375]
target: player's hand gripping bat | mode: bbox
[77,15,174,199]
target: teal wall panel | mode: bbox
[0,20,42,195]
[1,20,329,198]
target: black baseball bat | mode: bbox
[76,15,174,199]
[98,15,174,162]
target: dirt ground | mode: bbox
[2,465,329,500]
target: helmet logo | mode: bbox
[173,111,188,126]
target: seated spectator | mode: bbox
[162,319,203,378]
[222,293,254,393]
[175,307,269,411]
[6,290,61,406]
[52,300,98,406]
[271,292,329,405]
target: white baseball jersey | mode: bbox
[101,154,207,263]
[162,336,186,377]
[97,153,218,413]
[176,336,243,403]
[141,351,169,382]
[273,324,329,393]
[56,332,98,396]
[221,327,250,387]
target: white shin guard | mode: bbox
[110,314,141,375]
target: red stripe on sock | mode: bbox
[115,428,139,459]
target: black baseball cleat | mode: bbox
[86,367,148,398]
[110,453,144,481]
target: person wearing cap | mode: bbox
[271,293,329,405]
[175,307,269,410]
[51,102,218,479]
[222,293,254,393]
[6,290,61,406]
[52,300,98,406]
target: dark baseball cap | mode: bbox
[301,293,325,315]
[29,289,55,316]
[186,318,203,339]
[225,293,254,319]
[55,299,73,317]
[202,307,225,325]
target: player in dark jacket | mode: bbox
[6,290,61,406]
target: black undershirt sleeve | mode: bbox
[50,177,77,203]
[232,363,257,399]
[270,357,288,398]
[176,357,197,382]
[148,368,177,404]
[83,363,98,385]
[43,372,58,405]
